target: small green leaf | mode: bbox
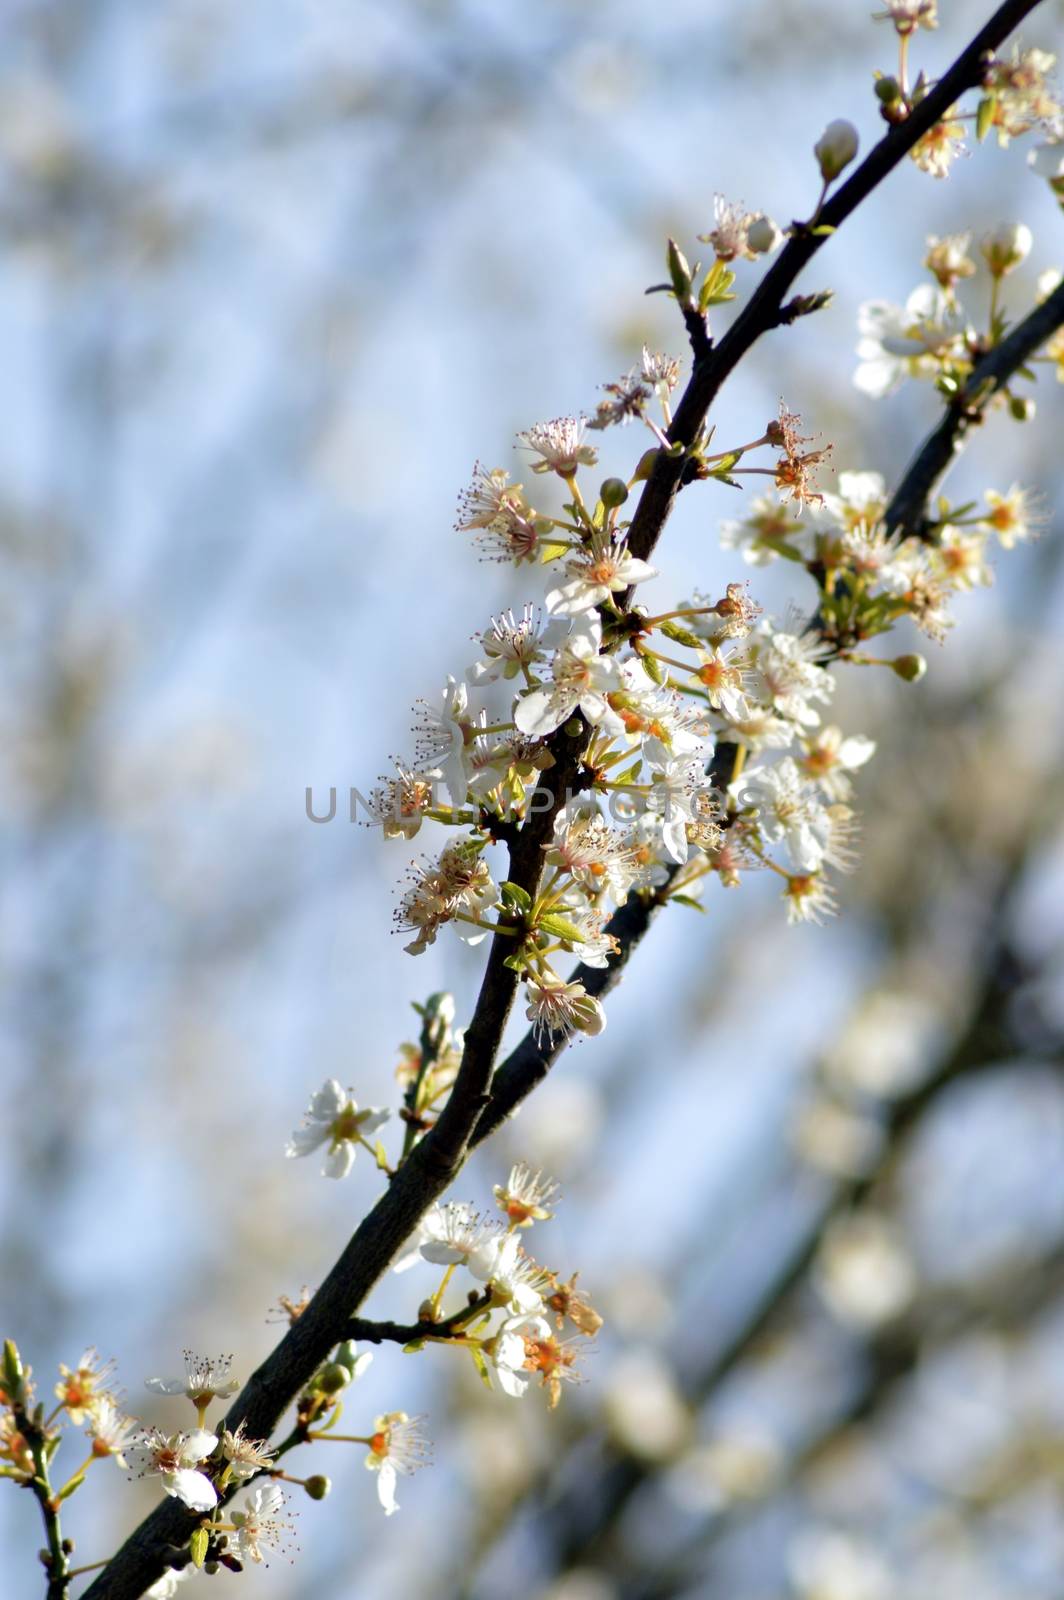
[976,95,996,143]
[537,912,586,944]
[373,1140,390,1172]
[641,653,666,685]
[659,620,702,649]
[470,1345,494,1391]
[538,540,569,564]
[500,881,533,911]
[190,1527,210,1569]
[402,1339,426,1354]
[57,1471,87,1503]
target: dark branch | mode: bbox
[348,1291,494,1347]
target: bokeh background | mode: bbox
[3,1,1064,1596]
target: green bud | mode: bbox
[599,477,629,509]
[3,1340,26,1406]
[874,75,902,104]
[304,1474,332,1501]
[334,1340,361,1374]
[666,237,693,303]
[316,1362,351,1395]
[563,717,584,738]
[1009,394,1035,421]
[892,653,927,682]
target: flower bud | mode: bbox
[315,1361,352,1395]
[3,1340,27,1406]
[891,653,927,682]
[304,1474,331,1500]
[814,120,859,182]
[600,477,629,509]
[874,75,902,105]
[333,1340,361,1374]
[1009,394,1035,421]
[980,222,1032,278]
[747,213,783,255]
[666,237,693,303]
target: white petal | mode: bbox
[182,1430,218,1463]
[376,1460,399,1515]
[358,1108,391,1135]
[285,1126,327,1159]
[144,1377,187,1396]
[514,689,565,737]
[322,1141,356,1180]
[309,1079,347,1119]
[165,1468,218,1512]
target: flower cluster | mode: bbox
[854,225,1050,398]
[395,1162,602,1411]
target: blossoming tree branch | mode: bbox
[4,2,1064,1595]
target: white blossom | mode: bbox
[126,1427,219,1512]
[229,1480,295,1563]
[516,416,598,477]
[545,532,656,615]
[364,1412,430,1515]
[145,1351,239,1408]
[285,1080,390,1179]
[514,618,624,739]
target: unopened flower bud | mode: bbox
[333,1340,361,1374]
[666,237,693,303]
[814,119,859,182]
[981,222,1032,278]
[747,213,783,254]
[874,75,902,105]
[3,1340,27,1406]
[891,653,927,682]
[316,1361,351,1395]
[600,477,629,509]
[304,1474,331,1500]
[1009,394,1035,421]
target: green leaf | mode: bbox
[537,912,586,944]
[402,1339,426,1354]
[976,95,996,143]
[659,620,703,650]
[190,1527,210,1570]
[373,1139,390,1172]
[57,1471,87,1503]
[641,653,665,685]
[538,540,569,564]
[500,881,533,911]
[469,1345,494,1392]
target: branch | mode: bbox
[82,5,1049,1595]
[886,276,1064,538]
[348,1291,494,1347]
[624,0,1048,569]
